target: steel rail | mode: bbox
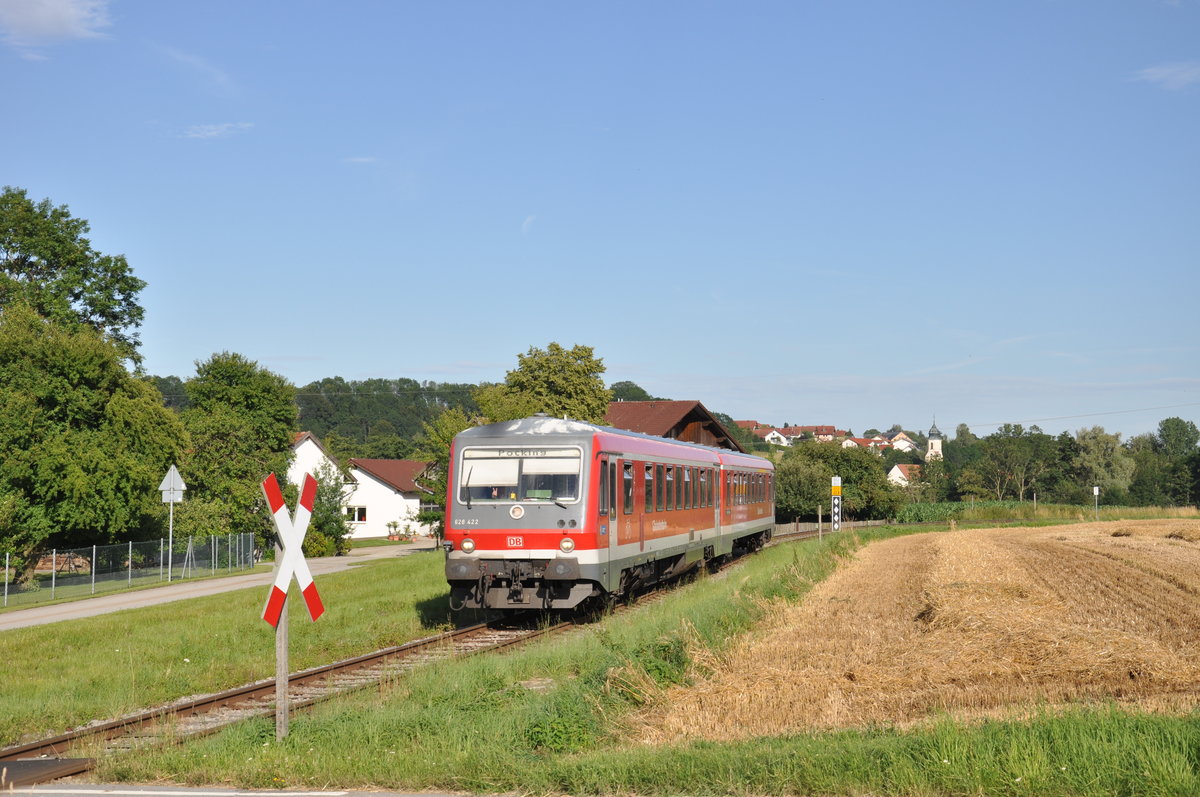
[3,527,798,784]
[0,620,556,767]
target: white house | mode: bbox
[288,432,434,540]
[343,458,434,540]
[288,432,338,485]
[887,463,922,487]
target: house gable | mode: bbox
[605,400,744,452]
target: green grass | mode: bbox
[8,525,1199,795]
[897,501,1199,525]
[0,554,455,746]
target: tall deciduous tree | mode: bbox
[610,380,659,402]
[775,442,903,521]
[475,343,613,423]
[412,407,474,539]
[180,352,298,550]
[1074,426,1135,501]
[0,187,146,360]
[0,305,186,573]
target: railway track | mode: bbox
[0,619,569,786]
[2,528,826,787]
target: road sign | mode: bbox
[261,473,325,626]
[831,476,842,532]
[158,465,186,503]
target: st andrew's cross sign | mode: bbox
[261,473,325,626]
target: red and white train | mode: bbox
[443,414,775,611]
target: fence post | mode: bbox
[4,552,8,608]
[128,540,133,585]
[51,549,57,600]
[159,538,163,581]
[91,544,97,594]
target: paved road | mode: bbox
[0,539,439,632]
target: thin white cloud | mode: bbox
[0,0,109,43]
[343,156,379,165]
[184,122,254,139]
[1135,61,1200,90]
[0,0,109,54]
[158,45,236,95]
[522,215,536,235]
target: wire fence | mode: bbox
[2,534,257,609]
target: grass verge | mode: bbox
[0,553,456,746]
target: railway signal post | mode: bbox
[831,477,842,533]
[261,472,325,740]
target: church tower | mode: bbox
[925,421,944,462]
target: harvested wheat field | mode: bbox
[638,519,1200,743]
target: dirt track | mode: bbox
[637,519,1200,743]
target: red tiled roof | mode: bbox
[605,401,744,452]
[895,464,922,478]
[605,401,706,437]
[348,459,431,494]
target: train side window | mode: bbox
[703,468,710,507]
[623,462,633,515]
[664,466,674,511]
[599,460,609,516]
[684,467,693,509]
[644,464,654,513]
[655,464,665,511]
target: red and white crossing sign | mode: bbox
[261,473,325,627]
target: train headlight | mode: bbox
[559,537,575,553]
[461,538,476,553]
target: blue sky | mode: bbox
[3,0,1197,439]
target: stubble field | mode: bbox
[638,519,1200,742]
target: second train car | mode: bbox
[443,414,775,611]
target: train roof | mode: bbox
[455,415,774,470]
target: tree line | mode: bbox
[770,419,1200,523]
[2,186,1195,577]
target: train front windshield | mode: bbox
[458,447,582,504]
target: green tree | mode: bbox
[1074,426,1135,502]
[476,343,613,423]
[1127,434,1170,506]
[0,305,186,574]
[964,424,1057,501]
[711,411,757,452]
[776,443,903,521]
[181,352,298,551]
[304,460,352,556]
[1156,417,1200,462]
[1154,417,1199,505]
[412,407,474,539]
[148,374,190,410]
[0,187,146,360]
[610,380,661,402]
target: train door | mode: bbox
[639,461,651,552]
[598,456,613,555]
[617,459,637,548]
